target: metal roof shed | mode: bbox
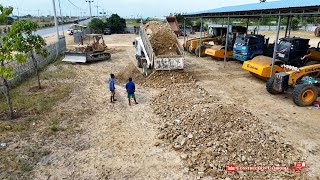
[184,0,320,18]
[182,0,320,75]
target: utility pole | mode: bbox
[58,0,64,36]
[52,0,60,55]
[16,7,20,20]
[85,0,94,18]
[95,4,100,17]
[37,9,40,23]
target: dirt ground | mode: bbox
[1,32,320,179]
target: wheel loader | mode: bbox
[242,38,320,80]
[63,34,111,63]
[266,64,320,106]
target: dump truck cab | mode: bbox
[275,37,310,67]
[233,34,265,61]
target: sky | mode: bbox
[0,0,277,18]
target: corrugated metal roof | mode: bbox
[187,0,320,15]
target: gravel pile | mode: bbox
[144,21,178,56]
[151,82,305,179]
[116,63,146,84]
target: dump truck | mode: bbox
[166,16,181,37]
[242,37,320,79]
[63,34,111,63]
[233,34,267,61]
[134,22,184,76]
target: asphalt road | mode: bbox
[35,19,91,37]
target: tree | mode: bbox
[88,18,105,33]
[9,20,48,89]
[291,17,300,31]
[174,13,193,27]
[0,5,28,118]
[105,14,126,33]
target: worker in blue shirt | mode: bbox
[109,74,117,103]
[126,78,138,105]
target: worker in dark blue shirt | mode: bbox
[109,74,117,103]
[125,78,138,105]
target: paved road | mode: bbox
[35,19,91,37]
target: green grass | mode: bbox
[126,20,140,27]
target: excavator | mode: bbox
[243,38,320,80]
[266,64,320,106]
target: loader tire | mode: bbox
[293,84,318,106]
[266,76,282,95]
[195,45,207,57]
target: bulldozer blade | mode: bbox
[63,52,87,63]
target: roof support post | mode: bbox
[246,18,249,30]
[224,16,230,68]
[184,18,186,48]
[257,17,260,34]
[285,16,290,37]
[270,15,282,77]
[288,15,293,37]
[199,17,203,58]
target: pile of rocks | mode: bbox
[145,21,178,56]
[151,83,305,179]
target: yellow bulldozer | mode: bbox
[243,38,320,80]
[266,64,320,106]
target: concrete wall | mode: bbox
[1,36,66,89]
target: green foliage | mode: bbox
[9,20,48,57]
[0,6,26,79]
[88,18,105,33]
[88,14,126,33]
[291,17,300,30]
[105,14,126,33]
[174,13,193,27]
[0,5,13,23]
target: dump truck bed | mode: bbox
[140,23,184,70]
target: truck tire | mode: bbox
[304,61,320,77]
[195,45,207,57]
[292,84,319,106]
[137,56,142,68]
[266,76,282,95]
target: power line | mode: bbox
[67,0,84,10]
